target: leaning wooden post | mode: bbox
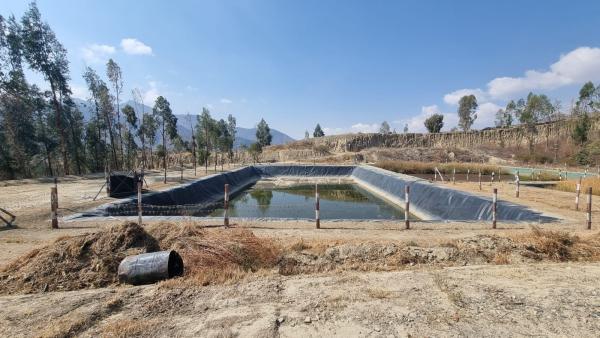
[478,171,482,190]
[492,188,498,229]
[224,184,230,227]
[137,179,143,226]
[315,183,320,229]
[405,185,410,229]
[515,171,520,198]
[587,187,592,230]
[50,178,58,229]
[575,177,582,211]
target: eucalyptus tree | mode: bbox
[106,59,124,160]
[424,114,444,133]
[153,96,178,183]
[457,95,478,131]
[226,114,237,164]
[196,108,215,173]
[313,123,324,137]
[256,118,272,146]
[21,2,71,174]
[121,104,138,169]
[379,121,391,134]
[140,113,157,168]
[0,15,37,177]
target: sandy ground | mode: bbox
[1,263,598,337]
[1,170,599,337]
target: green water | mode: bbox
[210,184,415,220]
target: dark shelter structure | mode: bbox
[108,171,141,198]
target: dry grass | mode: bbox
[514,226,600,261]
[149,223,281,285]
[0,222,159,294]
[375,160,508,175]
[366,288,395,299]
[101,319,161,337]
[556,176,600,196]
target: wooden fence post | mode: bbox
[137,180,143,226]
[515,172,520,198]
[492,188,497,229]
[224,184,230,227]
[575,177,582,211]
[587,187,592,230]
[452,168,456,185]
[50,179,58,229]
[491,172,495,186]
[467,169,470,182]
[315,183,320,229]
[405,185,410,230]
[478,171,482,190]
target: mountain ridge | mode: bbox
[72,98,295,147]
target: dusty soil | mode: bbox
[1,169,600,337]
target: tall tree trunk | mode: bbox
[162,122,167,184]
[49,82,69,175]
[103,108,119,170]
[115,92,124,167]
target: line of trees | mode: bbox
[1,2,273,181]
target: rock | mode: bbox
[374,326,381,332]
[277,317,285,324]
[304,316,311,324]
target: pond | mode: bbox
[209,183,416,220]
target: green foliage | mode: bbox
[424,114,444,133]
[379,121,391,134]
[572,112,590,146]
[313,123,325,137]
[256,118,272,146]
[457,95,477,131]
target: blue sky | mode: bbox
[4,1,600,138]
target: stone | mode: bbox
[304,316,311,324]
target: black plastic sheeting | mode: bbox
[109,172,140,197]
[79,164,556,222]
[351,166,555,222]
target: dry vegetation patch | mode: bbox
[556,176,600,196]
[0,222,282,294]
[375,160,507,175]
[0,222,159,294]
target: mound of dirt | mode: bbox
[278,230,600,275]
[0,223,159,294]
[149,223,280,279]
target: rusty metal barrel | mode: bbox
[118,250,184,285]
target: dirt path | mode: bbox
[0,263,598,337]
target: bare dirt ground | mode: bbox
[1,168,599,337]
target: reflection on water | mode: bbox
[210,184,416,220]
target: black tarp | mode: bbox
[109,172,140,197]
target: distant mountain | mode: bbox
[72,98,295,147]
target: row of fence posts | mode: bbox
[48,173,594,231]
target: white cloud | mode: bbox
[81,44,115,64]
[445,47,600,102]
[121,38,153,55]
[443,88,488,105]
[70,84,88,99]
[220,98,232,104]
[351,123,380,133]
[322,127,346,135]
[487,47,600,98]
[143,81,160,104]
[437,46,600,129]
[472,102,502,129]
[321,122,380,135]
